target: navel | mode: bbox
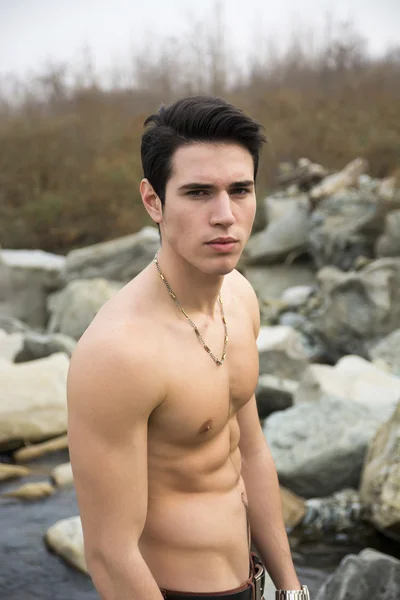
[198,419,213,434]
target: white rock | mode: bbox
[52,462,74,488]
[1,250,65,271]
[281,285,314,308]
[0,353,69,444]
[0,329,23,361]
[310,158,368,200]
[45,516,87,573]
[295,355,400,422]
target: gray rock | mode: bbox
[257,326,309,380]
[0,316,31,334]
[315,548,400,600]
[62,226,159,283]
[0,330,23,361]
[0,249,65,330]
[15,331,76,362]
[376,209,400,257]
[297,489,373,543]
[244,196,310,264]
[255,374,298,418]
[369,329,400,376]
[263,395,381,498]
[0,353,69,446]
[308,189,386,270]
[279,312,307,329]
[294,356,400,423]
[244,263,317,301]
[47,278,123,340]
[360,402,400,542]
[315,258,400,360]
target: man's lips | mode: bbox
[206,237,238,244]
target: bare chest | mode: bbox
[150,311,259,446]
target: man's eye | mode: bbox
[187,190,207,197]
[231,188,250,195]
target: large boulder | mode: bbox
[257,326,309,380]
[315,548,400,600]
[244,196,310,264]
[294,356,400,422]
[360,402,400,542]
[308,189,386,270]
[0,249,65,330]
[62,226,159,283]
[315,258,400,360]
[0,353,69,446]
[369,329,400,377]
[263,395,381,498]
[47,278,123,340]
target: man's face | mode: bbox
[160,142,256,275]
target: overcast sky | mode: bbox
[1,0,399,80]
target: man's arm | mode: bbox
[237,395,301,590]
[67,324,165,600]
[235,271,301,590]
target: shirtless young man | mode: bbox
[67,96,309,600]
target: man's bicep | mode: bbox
[67,339,159,563]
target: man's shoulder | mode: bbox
[67,295,164,412]
[225,269,260,333]
[225,268,258,305]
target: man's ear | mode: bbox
[140,179,163,224]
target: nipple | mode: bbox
[198,419,213,434]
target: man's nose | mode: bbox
[210,192,235,227]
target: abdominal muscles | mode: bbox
[139,418,251,591]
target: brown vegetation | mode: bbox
[0,15,399,253]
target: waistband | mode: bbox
[160,552,265,600]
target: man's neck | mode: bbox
[155,247,224,318]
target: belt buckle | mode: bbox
[254,562,265,600]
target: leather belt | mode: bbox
[161,587,254,599]
[161,555,265,600]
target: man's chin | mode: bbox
[206,256,241,276]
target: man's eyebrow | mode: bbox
[178,180,254,191]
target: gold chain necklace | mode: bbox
[154,252,228,366]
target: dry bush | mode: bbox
[0,13,399,252]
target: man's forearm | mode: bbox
[241,446,301,591]
[89,546,164,600]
